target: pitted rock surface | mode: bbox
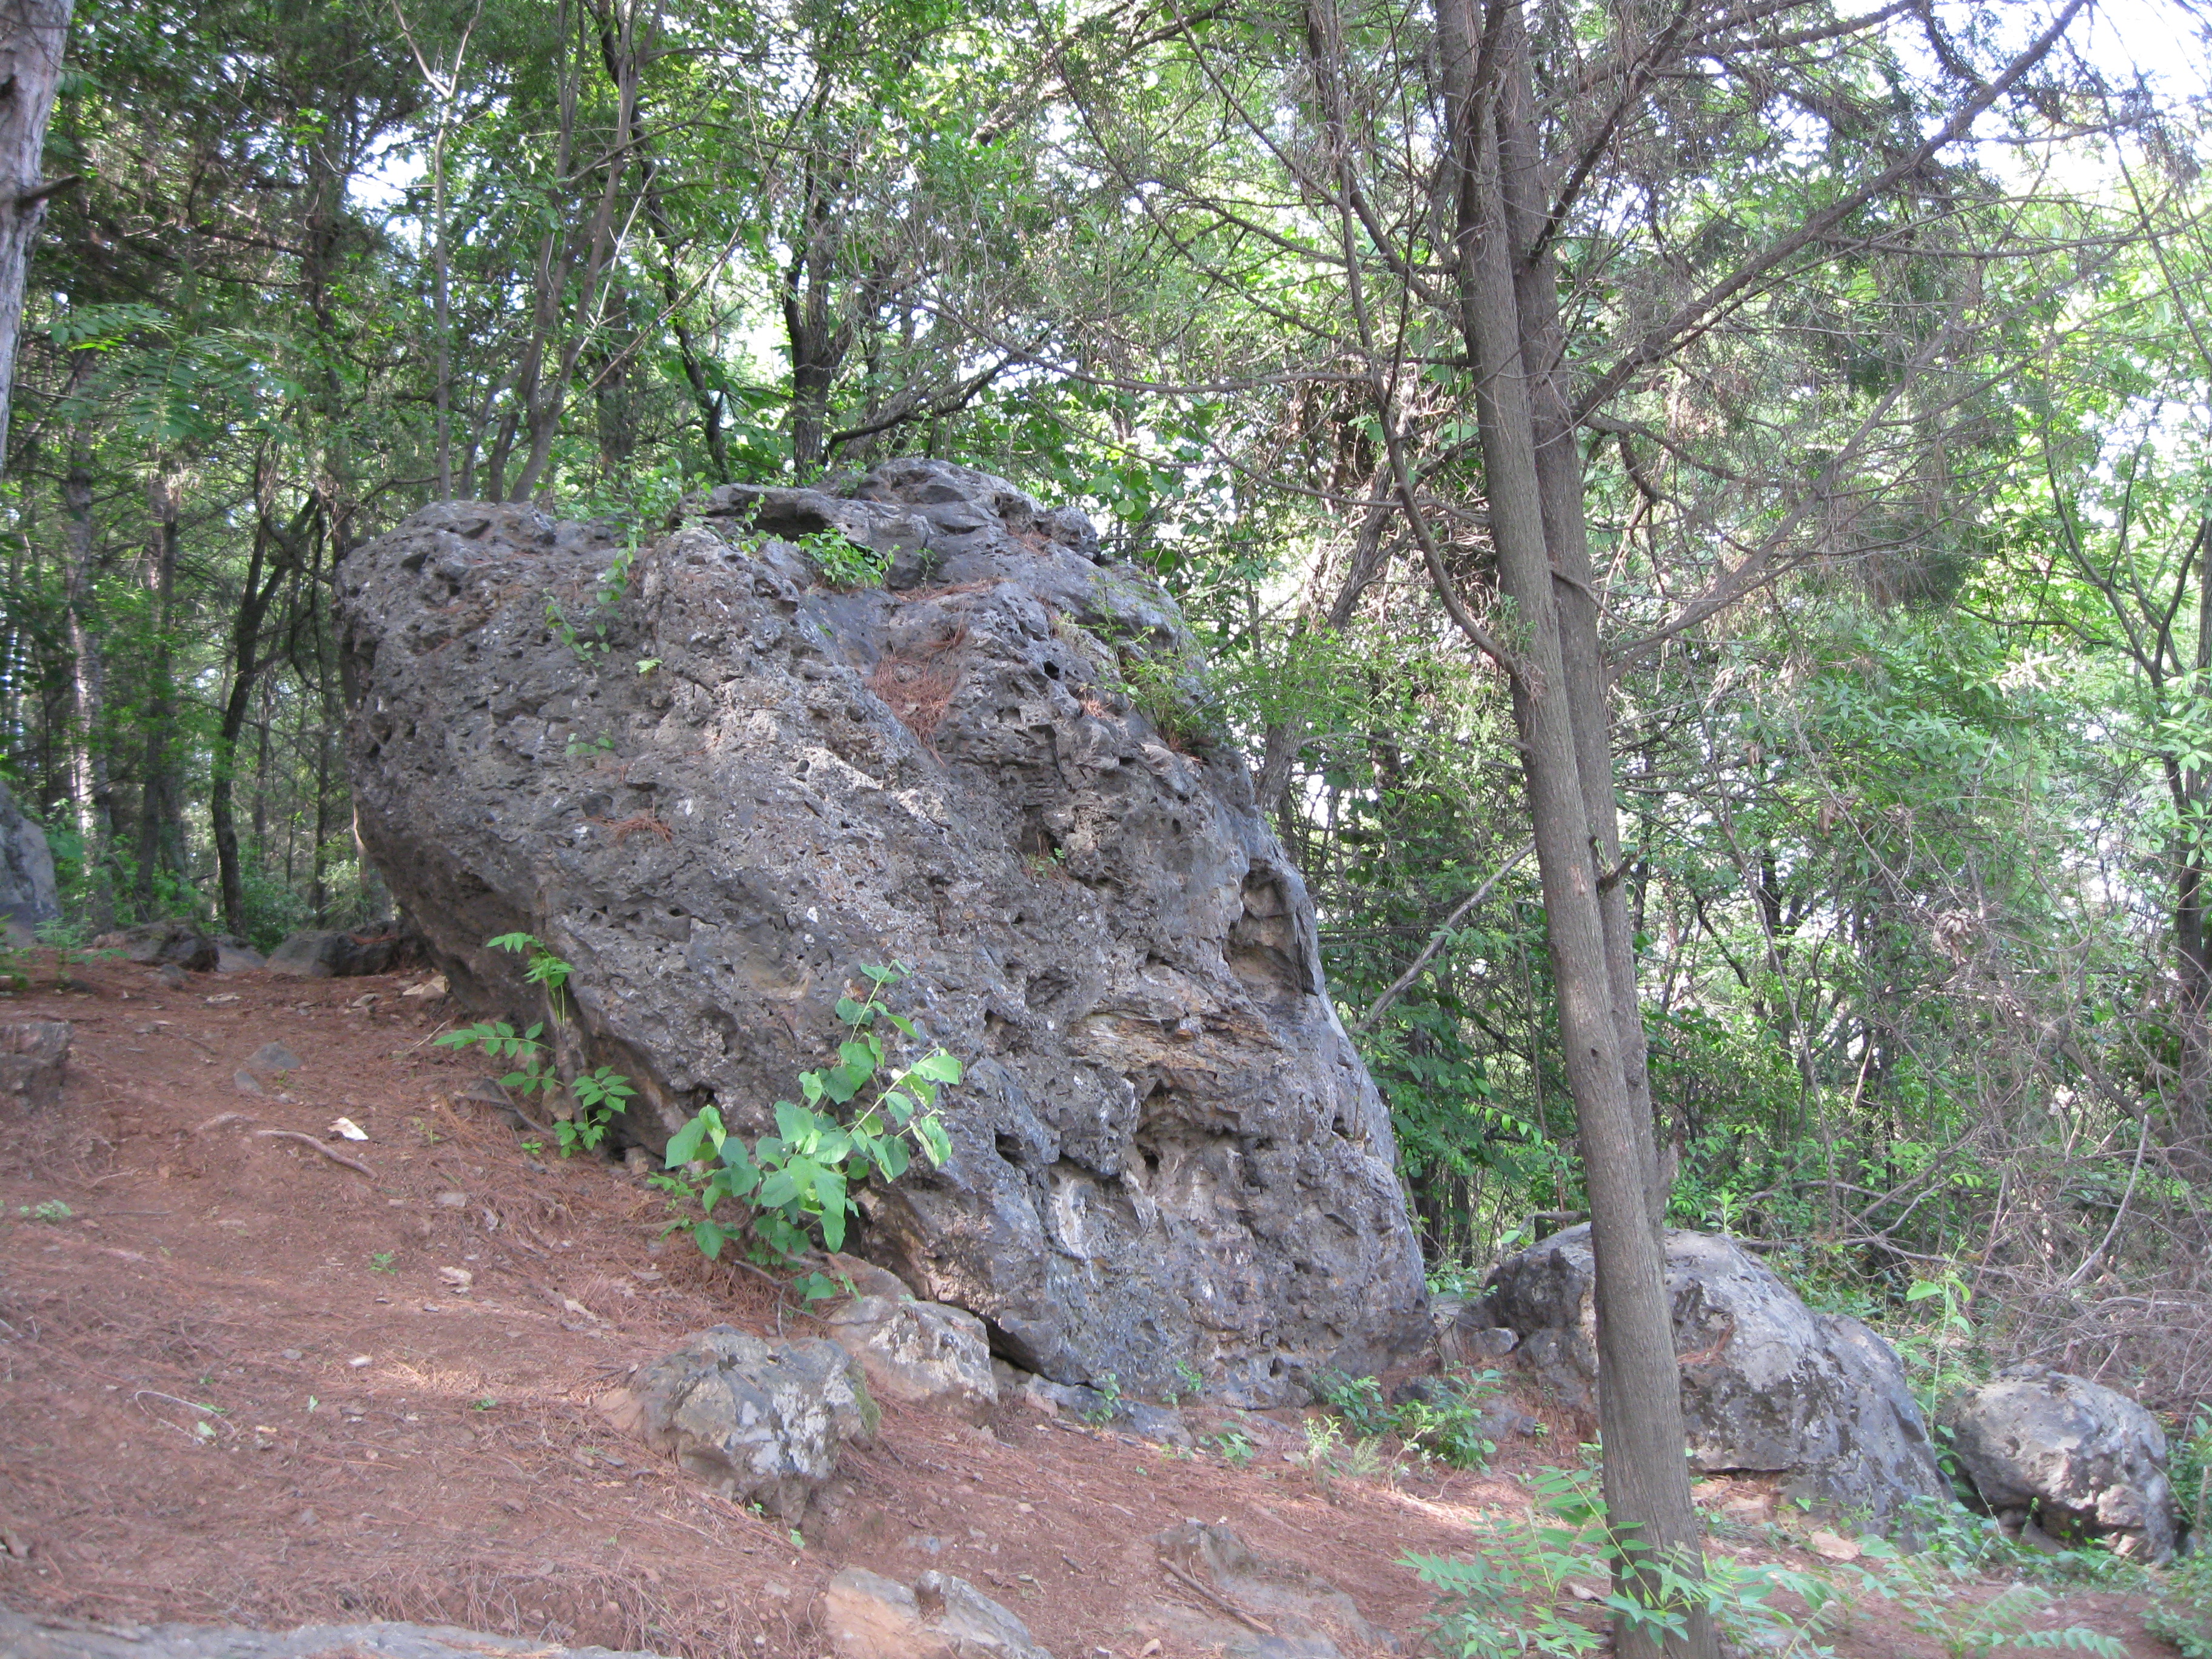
[602,1326,874,1519]
[0,777,56,940]
[1484,1225,1946,1522]
[337,457,1426,1403]
[1939,1366,2179,1561]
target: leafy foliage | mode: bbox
[654,963,957,1291]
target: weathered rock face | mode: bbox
[0,1019,70,1109]
[1939,1366,2180,1561]
[819,1567,1056,1659]
[1484,1225,1946,1523]
[602,1326,874,1519]
[0,776,59,941]
[338,458,1426,1404]
[825,1292,999,1424]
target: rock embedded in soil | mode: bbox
[337,457,1427,1404]
[266,927,411,978]
[1145,1520,1384,1658]
[1939,1365,2180,1561]
[92,920,216,973]
[0,1606,672,1659]
[600,1325,875,1518]
[0,1019,69,1110]
[818,1566,1055,1659]
[823,1292,999,1424]
[1483,1225,1946,1524]
[0,776,57,942]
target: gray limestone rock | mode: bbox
[0,778,56,942]
[0,1020,69,1110]
[1485,1225,1946,1524]
[1144,1521,1385,1659]
[337,457,1427,1404]
[0,1606,668,1659]
[823,1292,998,1424]
[92,920,216,973]
[818,1567,1054,1659]
[1939,1366,2180,1561]
[266,928,411,977]
[601,1325,874,1518]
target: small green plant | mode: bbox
[2148,1550,2212,1657]
[1314,1367,1503,1472]
[1164,1359,1206,1403]
[1210,1430,1256,1468]
[19,1199,73,1222]
[797,528,890,588]
[368,1252,397,1274]
[546,537,648,664]
[564,732,615,759]
[1909,1583,2125,1659]
[434,933,634,1156]
[1078,1373,1124,1426]
[655,962,956,1286]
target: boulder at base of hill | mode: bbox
[819,1567,1054,1659]
[1939,1366,2180,1561]
[93,919,216,973]
[823,1292,998,1424]
[1483,1225,1946,1523]
[600,1326,874,1519]
[266,927,410,977]
[215,938,266,972]
[338,458,1428,1405]
[0,1019,69,1109]
[0,777,58,942]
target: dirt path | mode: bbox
[0,956,2184,1658]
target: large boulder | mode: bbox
[600,1326,874,1519]
[824,1291,999,1424]
[0,776,59,940]
[1938,1366,2180,1561]
[1484,1226,1946,1523]
[0,1019,70,1109]
[337,459,1426,1405]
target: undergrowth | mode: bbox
[1313,1366,1504,1472]
[653,961,957,1300]
[1408,1468,2130,1659]
[434,933,634,1155]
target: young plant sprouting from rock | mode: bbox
[655,962,957,1297]
[433,933,635,1155]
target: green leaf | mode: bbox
[911,1051,962,1084]
[835,996,866,1024]
[917,1118,953,1166]
[877,1138,911,1179]
[693,1221,727,1259]
[775,1099,817,1145]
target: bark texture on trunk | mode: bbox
[1436,4,1712,1655]
[0,0,72,474]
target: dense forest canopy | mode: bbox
[8,0,2212,1449]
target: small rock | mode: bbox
[437,1267,474,1291]
[232,1069,266,1097]
[435,1190,469,1208]
[1150,1521,1382,1657]
[204,993,241,1005]
[281,1349,304,1361]
[823,1294,998,1424]
[155,963,187,990]
[297,1509,318,1529]
[348,1355,372,1368]
[243,1041,305,1076]
[603,1326,875,1518]
[819,1566,1054,1659]
[623,1145,654,1176]
[401,973,449,999]
[1,1530,29,1560]
[1806,1529,1861,1561]
[93,919,216,972]
[0,1020,70,1110]
[267,928,412,978]
[328,1116,369,1141]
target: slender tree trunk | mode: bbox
[1438,5,1711,1655]
[0,0,73,474]
[60,434,112,926]
[1491,7,1666,1230]
[136,469,186,911]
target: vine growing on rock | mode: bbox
[654,962,957,1295]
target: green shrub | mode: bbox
[434,933,634,1156]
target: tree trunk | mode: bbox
[60,432,112,927]
[136,470,186,911]
[1438,5,1712,1655]
[0,0,72,474]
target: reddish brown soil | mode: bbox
[0,955,2186,1658]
